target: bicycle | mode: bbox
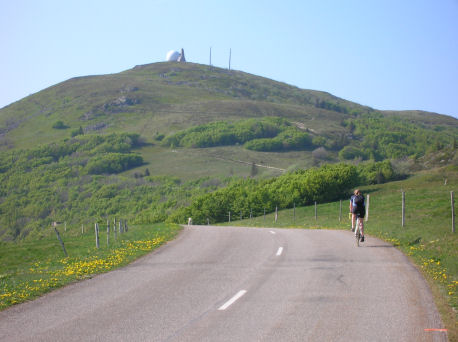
[354,216,363,247]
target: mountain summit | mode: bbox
[1,62,456,151]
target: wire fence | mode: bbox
[197,190,455,233]
[52,218,130,256]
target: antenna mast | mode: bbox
[229,48,231,70]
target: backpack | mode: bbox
[354,194,364,206]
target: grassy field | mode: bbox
[223,168,458,340]
[0,222,181,310]
[1,61,456,241]
[0,167,456,338]
[130,144,297,181]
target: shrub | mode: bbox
[357,160,394,184]
[52,121,68,129]
[162,117,286,148]
[71,126,84,137]
[168,163,359,224]
[339,146,366,160]
[86,153,143,174]
[244,138,283,151]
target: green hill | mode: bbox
[1,62,457,177]
[1,63,456,336]
[2,62,456,148]
[0,62,457,240]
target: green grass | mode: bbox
[223,168,458,339]
[0,223,181,310]
[1,168,456,337]
[1,61,456,205]
[0,59,457,337]
[131,145,294,181]
[2,61,455,153]
[0,62,350,150]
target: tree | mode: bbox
[71,126,84,137]
[52,121,67,129]
[339,146,366,160]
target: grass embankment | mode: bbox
[0,223,181,310]
[226,168,457,339]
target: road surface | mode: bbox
[0,226,447,341]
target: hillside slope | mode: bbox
[1,62,456,150]
[0,62,456,240]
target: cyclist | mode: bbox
[350,189,365,242]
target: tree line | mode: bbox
[167,161,396,225]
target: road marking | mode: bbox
[424,329,448,332]
[218,290,247,311]
[270,231,276,235]
[276,247,283,256]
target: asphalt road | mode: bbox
[0,226,447,342]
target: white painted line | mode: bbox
[218,290,247,311]
[276,247,283,256]
[270,231,276,235]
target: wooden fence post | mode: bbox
[107,219,110,247]
[240,211,242,221]
[119,220,122,234]
[452,191,455,233]
[64,221,67,232]
[53,226,68,257]
[228,211,231,223]
[95,223,100,249]
[114,219,117,241]
[365,194,370,222]
[81,224,84,235]
[124,220,128,232]
[250,209,252,219]
[275,206,278,223]
[264,208,266,222]
[339,200,342,222]
[402,191,405,227]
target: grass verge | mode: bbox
[224,168,457,340]
[0,223,181,310]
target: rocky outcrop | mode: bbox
[81,96,140,120]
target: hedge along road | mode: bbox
[0,226,447,342]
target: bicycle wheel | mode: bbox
[355,218,360,247]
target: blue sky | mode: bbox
[1,0,457,118]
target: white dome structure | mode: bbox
[166,50,180,62]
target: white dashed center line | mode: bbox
[270,231,276,235]
[218,290,247,311]
[276,247,283,256]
